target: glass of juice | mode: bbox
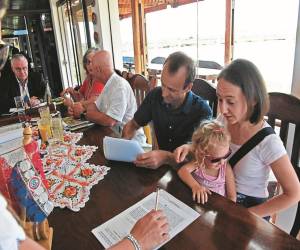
[37,118,51,143]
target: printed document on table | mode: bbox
[92,189,200,249]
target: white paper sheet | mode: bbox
[9,102,47,113]
[103,136,145,162]
[0,124,23,144]
[92,190,200,249]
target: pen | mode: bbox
[155,187,160,211]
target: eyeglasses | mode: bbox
[205,149,232,164]
[15,67,28,72]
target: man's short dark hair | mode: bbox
[164,51,195,88]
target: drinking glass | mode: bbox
[51,117,64,142]
[38,106,51,120]
[14,96,26,122]
[37,118,51,143]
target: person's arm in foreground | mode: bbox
[248,155,300,217]
[178,162,211,204]
[19,238,45,250]
[86,103,117,126]
[225,164,236,202]
[109,210,169,250]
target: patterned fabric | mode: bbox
[42,131,110,212]
[10,157,54,222]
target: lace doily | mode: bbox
[42,131,110,211]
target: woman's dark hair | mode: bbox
[217,59,269,124]
[83,47,99,72]
[164,51,195,88]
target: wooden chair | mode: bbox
[127,74,158,146]
[128,74,150,107]
[192,78,218,117]
[267,92,300,237]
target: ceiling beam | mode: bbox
[6,9,50,16]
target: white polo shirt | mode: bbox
[95,73,146,144]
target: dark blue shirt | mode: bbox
[134,87,212,151]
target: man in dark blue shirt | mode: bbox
[122,51,212,169]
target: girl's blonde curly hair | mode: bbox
[192,120,231,163]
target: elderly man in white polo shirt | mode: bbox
[85,50,145,144]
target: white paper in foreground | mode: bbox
[92,190,200,249]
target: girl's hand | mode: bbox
[192,184,211,204]
[173,144,192,163]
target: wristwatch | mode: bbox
[80,112,87,121]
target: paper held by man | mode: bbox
[103,136,146,162]
[92,189,200,249]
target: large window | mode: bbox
[119,0,225,76]
[145,0,225,68]
[234,0,299,93]
[57,0,89,87]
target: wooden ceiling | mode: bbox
[118,0,202,19]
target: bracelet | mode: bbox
[126,233,141,250]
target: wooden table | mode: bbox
[47,125,300,250]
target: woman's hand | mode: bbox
[60,87,75,97]
[131,210,169,250]
[63,97,74,107]
[192,184,211,204]
[174,144,192,163]
[67,106,74,116]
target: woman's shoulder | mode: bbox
[257,122,286,164]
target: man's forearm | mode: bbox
[122,119,140,139]
[164,151,177,167]
[86,105,117,127]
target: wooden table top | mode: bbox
[46,125,300,250]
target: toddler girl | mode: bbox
[178,120,236,204]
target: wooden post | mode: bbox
[131,0,148,75]
[225,0,233,65]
